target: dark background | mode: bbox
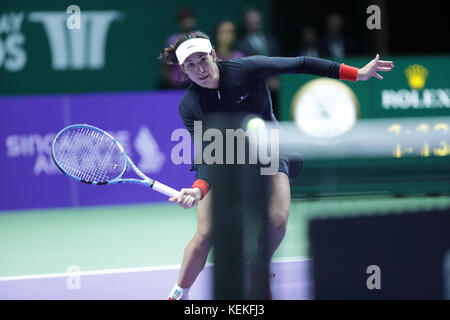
[271,0,450,56]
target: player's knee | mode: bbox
[195,228,211,249]
[269,208,289,234]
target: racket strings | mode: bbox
[77,129,108,182]
[62,128,94,180]
[54,127,125,183]
[69,128,120,182]
[56,128,100,181]
[78,128,123,182]
[81,129,112,182]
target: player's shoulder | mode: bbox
[219,56,272,76]
[218,57,263,84]
[219,56,256,70]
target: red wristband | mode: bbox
[339,63,359,81]
[191,179,209,199]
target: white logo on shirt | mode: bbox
[236,94,249,104]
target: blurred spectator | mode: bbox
[236,7,281,115]
[294,26,320,57]
[214,20,244,61]
[159,6,197,89]
[318,13,354,59]
[235,6,281,57]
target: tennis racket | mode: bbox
[52,124,180,198]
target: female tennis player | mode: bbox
[160,31,393,300]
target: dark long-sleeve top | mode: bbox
[178,55,342,185]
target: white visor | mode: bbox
[175,38,213,65]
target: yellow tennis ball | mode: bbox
[246,117,265,131]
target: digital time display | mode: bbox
[387,122,449,158]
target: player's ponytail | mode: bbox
[159,46,177,65]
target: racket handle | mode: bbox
[152,181,180,198]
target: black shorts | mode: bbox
[192,154,303,183]
[278,157,290,177]
[278,154,303,182]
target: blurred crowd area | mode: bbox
[158,5,360,117]
[159,6,355,89]
[156,1,448,117]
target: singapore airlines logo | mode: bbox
[404,64,429,90]
[28,11,123,70]
[134,126,166,174]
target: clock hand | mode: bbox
[312,92,331,118]
[316,100,330,118]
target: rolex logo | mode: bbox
[404,64,429,90]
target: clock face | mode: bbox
[292,78,359,138]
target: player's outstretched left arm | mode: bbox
[357,54,394,81]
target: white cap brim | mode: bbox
[175,38,213,65]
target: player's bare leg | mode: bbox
[267,172,291,256]
[169,191,213,299]
[249,172,291,299]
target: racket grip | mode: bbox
[152,181,180,198]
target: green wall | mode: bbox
[280,55,450,121]
[0,0,270,95]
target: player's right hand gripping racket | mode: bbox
[52,124,180,198]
